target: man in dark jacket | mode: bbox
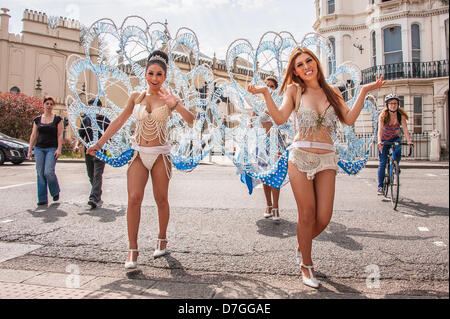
[74,98,110,209]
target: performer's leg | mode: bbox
[150,154,171,251]
[263,184,272,214]
[126,155,149,261]
[288,162,316,279]
[312,169,336,239]
[271,186,280,210]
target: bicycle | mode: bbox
[381,141,414,210]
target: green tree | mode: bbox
[0,92,43,140]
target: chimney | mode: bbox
[1,8,11,39]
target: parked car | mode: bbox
[0,132,30,165]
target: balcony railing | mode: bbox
[361,60,448,84]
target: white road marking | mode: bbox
[0,182,35,190]
[426,173,437,177]
[1,219,14,223]
[418,227,429,232]
[433,241,447,247]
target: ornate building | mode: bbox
[314,0,449,159]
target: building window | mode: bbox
[328,0,335,14]
[411,24,421,63]
[9,86,20,94]
[371,31,377,66]
[383,26,403,65]
[328,37,336,75]
[413,96,423,134]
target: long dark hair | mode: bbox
[280,47,345,121]
[380,107,409,125]
[146,50,168,74]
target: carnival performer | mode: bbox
[376,93,412,195]
[247,47,385,288]
[248,76,283,221]
[27,96,63,206]
[87,50,194,269]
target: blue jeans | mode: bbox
[377,137,402,188]
[34,146,60,203]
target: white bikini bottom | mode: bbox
[129,145,172,177]
[288,147,338,180]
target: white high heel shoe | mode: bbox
[271,208,280,222]
[124,249,138,269]
[153,238,168,258]
[264,206,272,218]
[300,263,320,289]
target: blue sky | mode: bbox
[6,0,316,60]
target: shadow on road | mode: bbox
[89,254,291,299]
[78,206,126,223]
[396,198,449,218]
[255,217,297,239]
[26,203,68,223]
[315,221,435,251]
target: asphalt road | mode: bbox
[0,161,448,298]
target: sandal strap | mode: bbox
[300,263,314,269]
[300,263,315,278]
[156,238,167,250]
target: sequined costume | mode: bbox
[288,85,339,180]
[128,96,172,178]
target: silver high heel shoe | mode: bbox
[271,208,280,222]
[153,238,168,258]
[124,249,138,269]
[300,263,319,289]
[264,206,272,218]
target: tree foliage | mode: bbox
[0,92,44,140]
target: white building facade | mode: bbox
[314,0,449,160]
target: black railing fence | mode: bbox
[361,60,448,84]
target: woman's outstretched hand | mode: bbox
[159,87,178,109]
[247,84,268,95]
[362,75,386,92]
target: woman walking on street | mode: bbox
[247,47,385,288]
[27,96,63,206]
[87,50,194,269]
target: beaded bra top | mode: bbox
[294,85,338,140]
[130,103,170,145]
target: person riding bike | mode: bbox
[377,93,413,195]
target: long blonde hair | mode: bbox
[280,47,345,121]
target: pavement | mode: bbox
[0,158,448,302]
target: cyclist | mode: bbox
[377,93,413,195]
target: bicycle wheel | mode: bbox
[390,161,400,209]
